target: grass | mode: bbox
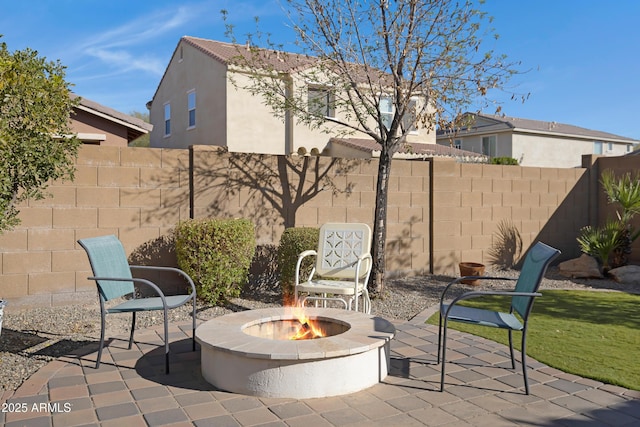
[427,290,640,391]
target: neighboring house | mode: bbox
[70,94,152,146]
[436,113,638,168]
[148,37,436,156]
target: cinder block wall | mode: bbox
[2,144,622,308]
[0,146,191,306]
[431,159,589,275]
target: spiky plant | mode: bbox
[577,220,625,273]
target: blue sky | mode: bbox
[2,0,639,139]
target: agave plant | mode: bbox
[577,220,626,273]
[599,169,640,267]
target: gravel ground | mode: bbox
[0,267,631,398]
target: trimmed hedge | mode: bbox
[491,156,519,165]
[277,227,319,302]
[174,218,256,304]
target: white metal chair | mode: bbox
[294,223,373,313]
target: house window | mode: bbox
[401,97,419,134]
[188,91,196,128]
[379,95,393,130]
[164,103,171,136]
[379,95,420,133]
[607,142,613,152]
[454,139,462,149]
[482,135,497,157]
[308,87,334,118]
[594,141,603,155]
[628,145,633,153]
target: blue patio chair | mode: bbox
[78,235,197,374]
[437,241,560,394]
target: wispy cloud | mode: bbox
[78,4,200,76]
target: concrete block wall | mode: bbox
[0,145,190,306]
[4,144,625,308]
[431,158,589,275]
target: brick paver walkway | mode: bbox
[2,308,639,426]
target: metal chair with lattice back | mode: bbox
[438,241,560,394]
[78,235,196,374]
[294,223,373,313]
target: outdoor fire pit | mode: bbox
[195,307,396,398]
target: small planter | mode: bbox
[458,262,485,286]
[0,300,6,337]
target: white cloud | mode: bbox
[79,4,201,76]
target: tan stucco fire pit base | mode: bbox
[195,307,396,399]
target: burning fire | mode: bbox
[288,305,326,340]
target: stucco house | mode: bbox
[147,36,442,156]
[70,94,151,146]
[436,113,638,168]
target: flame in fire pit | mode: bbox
[289,305,326,340]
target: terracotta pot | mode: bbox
[458,262,485,285]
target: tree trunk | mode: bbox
[371,149,393,294]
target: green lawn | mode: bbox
[427,290,640,391]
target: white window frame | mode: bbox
[187,90,196,129]
[307,86,335,118]
[482,135,497,157]
[163,103,171,137]
[401,97,420,135]
[379,95,394,130]
[379,95,421,134]
[594,141,603,155]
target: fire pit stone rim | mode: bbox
[195,307,395,361]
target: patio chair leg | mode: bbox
[440,319,448,392]
[508,329,515,369]
[96,313,106,369]
[164,308,170,374]
[128,312,136,350]
[436,314,443,364]
[192,296,197,352]
[521,329,530,395]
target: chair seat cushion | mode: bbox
[443,304,523,331]
[107,294,193,313]
[297,279,365,296]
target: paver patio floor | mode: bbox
[2,308,639,426]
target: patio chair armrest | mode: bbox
[353,253,373,284]
[442,290,542,317]
[440,276,516,302]
[129,265,197,296]
[88,276,169,307]
[295,250,317,285]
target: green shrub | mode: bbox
[277,227,319,302]
[174,218,256,304]
[490,156,519,165]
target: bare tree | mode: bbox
[223,0,523,292]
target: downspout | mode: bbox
[283,74,294,155]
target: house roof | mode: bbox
[438,113,638,144]
[182,36,318,73]
[330,137,486,160]
[71,93,152,141]
[181,36,392,85]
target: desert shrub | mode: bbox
[277,227,319,302]
[490,156,519,165]
[577,219,625,273]
[174,218,256,304]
